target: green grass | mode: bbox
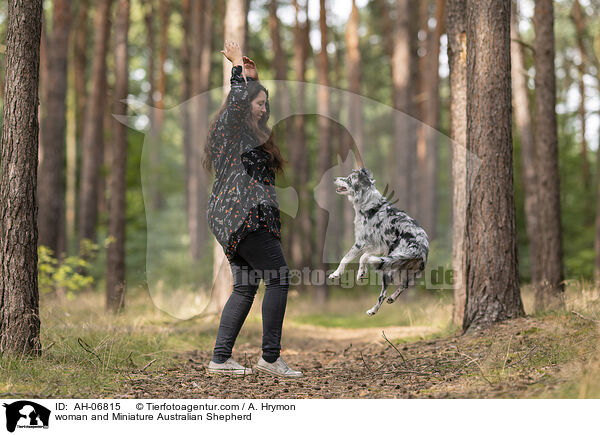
[0,288,217,397]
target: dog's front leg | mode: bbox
[357,252,374,280]
[328,244,364,280]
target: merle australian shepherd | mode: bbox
[328,168,429,316]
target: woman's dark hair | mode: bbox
[202,80,287,175]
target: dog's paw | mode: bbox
[386,296,395,304]
[366,309,376,316]
[357,269,368,280]
[328,271,341,280]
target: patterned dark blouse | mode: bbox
[206,65,281,261]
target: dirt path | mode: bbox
[115,315,599,399]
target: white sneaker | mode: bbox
[255,356,304,378]
[207,357,253,375]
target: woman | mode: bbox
[202,40,302,378]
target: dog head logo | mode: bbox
[3,401,51,432]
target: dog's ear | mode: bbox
[359,168,375,183]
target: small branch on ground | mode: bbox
[381,331,407,364]
[571,311,599,324]
[78,337,103,366]
[141,359,157,372]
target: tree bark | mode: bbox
[211,0,246,313]
[0,0,43,356]
[463,0,524,332]
[289,0,311,285]
[74,0,89,141]
[38,0,72,258]
[314,0,331,303]
[447,0,467,325]
[181,0,192,230]
[391,0,413,211]
[77,0,112,249]
[106,0,129,314]
[533,0,564,311]
[510,0,540,285]
[572,0,590,192]
[417,0,443,239]
[345,0,363,157]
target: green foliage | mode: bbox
[38,242,98,298]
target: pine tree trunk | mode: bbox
[533,0,565,311]
[181,0,192,231]
[418,0,443,239]
[74,0,89,141]
[268,0,295,266]
[211,0,247,313]
[315,0,331,303]
[38,0,71,258]
[105,0,129,314]
[0,0,43,356]
[510,0,540,285]
[463,0,524,332]
[447,0,467,325]
[289,0,311,285]
[391,0,412,211]
[572,0,590,192]
[77,0,112,248]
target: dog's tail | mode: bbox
[370,251,427,274]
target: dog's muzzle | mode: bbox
[334,178,349,194]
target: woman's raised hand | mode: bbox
[243,56,258,80]
[221,40,248,83]
[220,39,243,65]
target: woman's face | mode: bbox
[250,90,267,123]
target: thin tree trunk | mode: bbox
[38,0,71,259]
[268,0,292,129]
[268,0,295,265]
[332,29,344,261]
[196,0,213,260]
[145,1,162,212]
[0,0,43,356]
[511,0,540,284]
[181,0,192,231]
[345,0,363,156]
[418,0,443,239]
[572,0,590,192]
[533,0,564,311]
[447,0,467,325]
[391,0,412,211]
[152,0,168,211]
[315,0,331,303]
[66,37,77,256]
[211,0,246,313]
[289,0,311,284]
[74,0,89,141]
[106,0,129,314]
[77,0,112,248]
[463,0,524,332]
[595,129,600,284]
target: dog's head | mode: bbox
[334,168,376,201]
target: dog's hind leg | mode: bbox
[386,269,413,304]
[366,273,391,316]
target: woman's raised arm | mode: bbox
[219,40,251,127]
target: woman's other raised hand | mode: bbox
[243,56,258,80]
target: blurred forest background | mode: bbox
[0,0,599,310]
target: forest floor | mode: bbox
[118,312,600,399]
[1,283,600,399]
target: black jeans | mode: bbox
[211,228,290,364]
